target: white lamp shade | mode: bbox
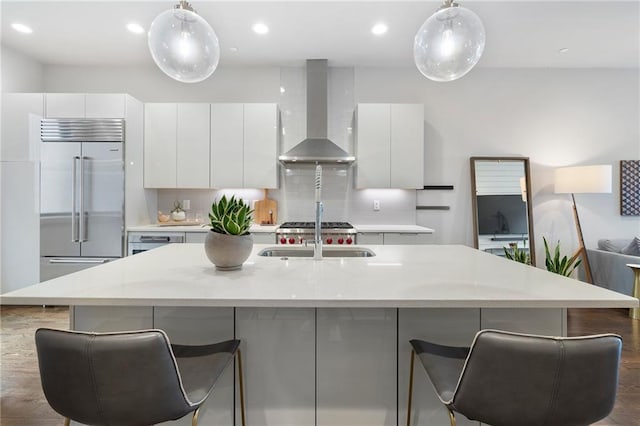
[554,165,613,194]
[148,7,219,83]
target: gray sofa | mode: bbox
[580,239,640,296]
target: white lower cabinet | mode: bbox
[357,232,432,245]
[155,307,236,426]
[186,232,208,243]
[70,306,566,426]
[235,308,316,426]
[316,308,397,426]
[71,306,153,332]
[252,233,276,244]
[185,231,274,244]
[383,233,432,245]
[357,232,384,245]
[398,309,480,426]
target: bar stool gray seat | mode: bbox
[406,329,622,426]
[35,328,246,426]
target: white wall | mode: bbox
[44,65,280,103]
[41,64,640,263]
[1,44,44,92]
[355,67,640,260]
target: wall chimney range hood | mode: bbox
[279,59,355,164]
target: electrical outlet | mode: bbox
[182,200,191,210]
[373,200,380,211]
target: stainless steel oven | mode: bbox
[127,232,184,256]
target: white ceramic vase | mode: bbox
[204,231,253,271]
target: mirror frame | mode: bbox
[470,156,536,266]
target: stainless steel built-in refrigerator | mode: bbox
[40,119,125,281]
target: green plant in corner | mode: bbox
[543,237,582,277]
[504,243,531,265]
[208,195,253,236]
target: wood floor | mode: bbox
[1,306,638,425]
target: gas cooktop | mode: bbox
[279,222,354,229]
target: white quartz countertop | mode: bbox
[353,224,434,233]
[127,224,433,233]
[2,244,637,309]
[127,224,279,233]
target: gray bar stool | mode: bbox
[35,328,246,426]
[407,329,622,426]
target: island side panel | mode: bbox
[480,308,566,336]
[154,307,235,426]
[71,306,153,331]
[399,308,480,426]
[235,307,315,426]
[316,308,398,426]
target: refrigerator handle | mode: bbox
[72,156,80,242]
[80,156,87,242]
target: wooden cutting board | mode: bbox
[254,189,278,225]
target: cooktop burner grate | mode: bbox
[279,222,353,229]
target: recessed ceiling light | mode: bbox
[127,23,144,34]
[559,47,569,53]
[253,23,269,35]
[230,47,239,53]
[371,23,388,35]
[11,23,33,34]
[280,86,285,94]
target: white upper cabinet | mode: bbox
[390,104,424,188]
[356,103,424,189]
[145,102,277,189]
[210,103,278,189]
[1,93,43,162]
[144,103,177,188]
[45,93,85,117]
[85,94,126,118]
[243,103,278,189]
[210,103,244,188]
[144,103,211,188]
[356,104,391,188]
[176,103,210,188]
[45,93,126,118]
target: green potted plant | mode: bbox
[204,195,254,270]
[503,243,531,265]
[543,237,582,277]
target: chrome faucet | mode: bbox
[313,164,323,260]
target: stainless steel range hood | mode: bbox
[279,59,355,164]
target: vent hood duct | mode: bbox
[279,59,355,164]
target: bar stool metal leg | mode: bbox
[627,264,640,320]
[447,407,457,426]
[407,349,416,426]
[192,407,200,426]
[237,349,247,426]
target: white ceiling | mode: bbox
[1,1,639,69]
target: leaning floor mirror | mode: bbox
[470,157,536,266]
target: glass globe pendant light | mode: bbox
[414,0,485,82]
[148,1,220,83]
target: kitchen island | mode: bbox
[2,244,637,426]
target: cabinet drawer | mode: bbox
[357,232,384,245]
[185,232,207,243]
[383,233,431,245]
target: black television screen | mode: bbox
[476,195,528,235]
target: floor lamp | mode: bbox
[554,165,613,283]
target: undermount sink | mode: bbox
[258,246,376,258]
